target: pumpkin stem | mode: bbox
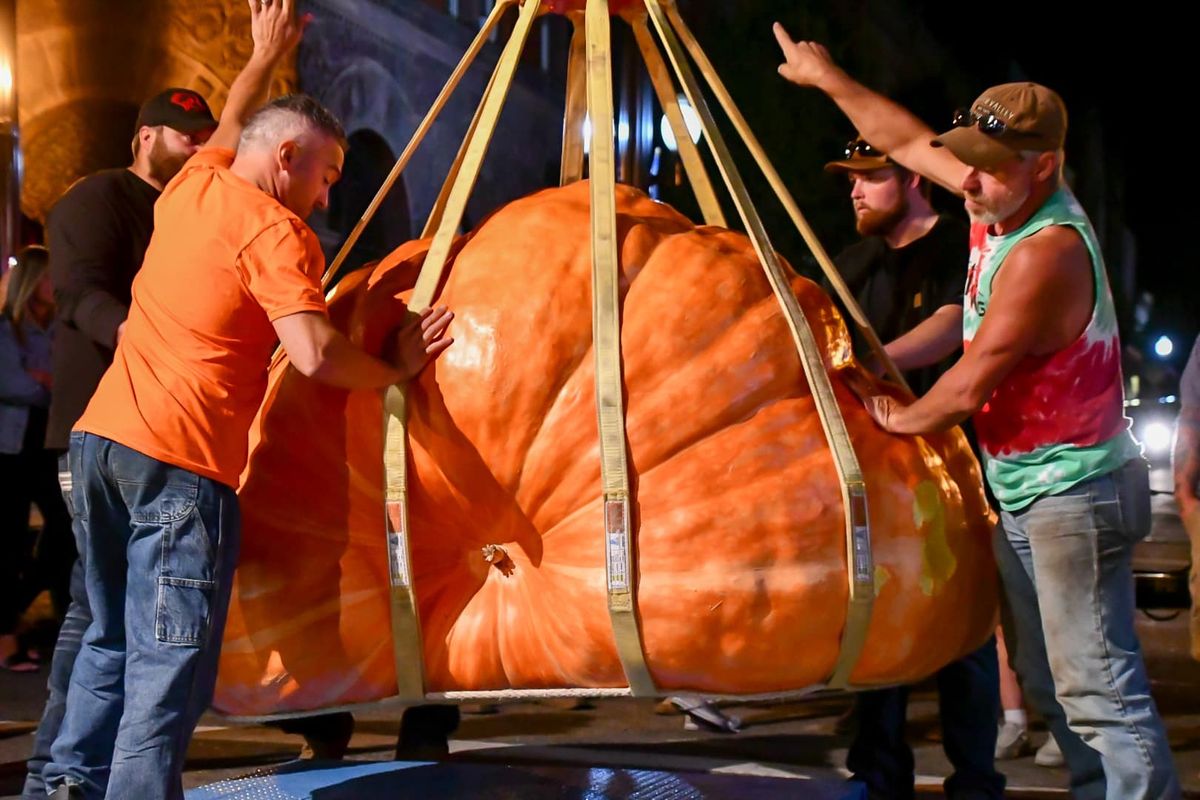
[481,545,515,578]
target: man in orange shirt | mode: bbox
[41,2,453,798]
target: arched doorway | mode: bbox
[322,129,411,284]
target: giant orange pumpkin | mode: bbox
[214,181,997,717]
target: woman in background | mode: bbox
[0,245,73,670]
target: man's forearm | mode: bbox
[1174,414,1200,514]
[207,54,278,151]
[207,5,307,150]
[884,394,974,435]
[224,55,276,130]
[820,70,938,160]
[885,305,962,372]
[885,364,985,435]
[306,333,404,390]
[772,27,966,194]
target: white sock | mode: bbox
[1004,709,1028,728]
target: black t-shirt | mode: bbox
[830,215,969,396]
[45,168,159,450]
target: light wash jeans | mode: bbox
[23,454,91,799]
[43,433,240,799]
[995,457,1180,800]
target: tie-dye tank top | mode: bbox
[962,186,1140,511]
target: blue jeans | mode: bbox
[22,490,90,799]
[42,433,240,799]
[995,457,1179,800]
[847,638,1004,799]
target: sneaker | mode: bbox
[1034,734,1064,767]
[995,721,1033,760]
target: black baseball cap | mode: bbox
[135,88,217,134]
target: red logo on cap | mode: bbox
[171,92,205,113]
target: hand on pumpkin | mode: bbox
[865,394,907,433]
[772,23,841,90]
[390,305,454,381]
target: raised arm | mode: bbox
[206,0,311,151]
[772,23,969,195]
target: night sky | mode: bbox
[922,0,1197,357]
[681,0,1196,373]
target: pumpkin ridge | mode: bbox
[623,295,808,477]
[510,255,602,519]
[516,234,798,534]
[510,211,685,517]
[636,393,833,486]
[494,570,577,688]
[507,355,608,525]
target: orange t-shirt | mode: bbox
[76,148,328,487]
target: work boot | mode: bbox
[395,704,461,760]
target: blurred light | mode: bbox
[6,255,14,268]
[659,96,702,152]
[1160,395,1178,404]
[580,115,616,157]
[1140,421,1173,457]
[0,61,12,124]
[1154,335,1174,358]
[617,118,630,148]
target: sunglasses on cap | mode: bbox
[844,139,882,158]
[951,108,1007,136]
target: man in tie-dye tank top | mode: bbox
[776,24,1179,800]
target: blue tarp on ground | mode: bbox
[187,759,867,799]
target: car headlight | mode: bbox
[1139,421,1174,457]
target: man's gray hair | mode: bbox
[239,94,348,153]
[1020,148,1066,185]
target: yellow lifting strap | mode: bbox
[628,14,725,228]
[382,0,541,701]
[585,0,657,698]
[422,46,505,239]
[268,0,516,373]
[659,1,907,394]
[560,11,587,186]
[381,385,427,700]
[644,0,874,691]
